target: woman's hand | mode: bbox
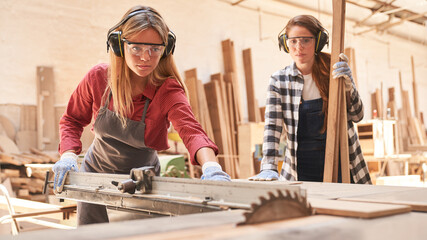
[332,53,354,91]
[248,169,279,181]
[201,162,231,181]
[53,151,79,193]
[196,147,231,181]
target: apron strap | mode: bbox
[103,89,150,123]
[104,90,113,109]
[141,99,150,122]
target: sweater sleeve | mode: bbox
[58,64,108,154]
[160,78,218,165]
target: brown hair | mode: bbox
[107,5,187,126]
[285,15,331,132]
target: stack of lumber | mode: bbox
[1,144,58,202]
[369,56,426,154]
[184,39,265,179]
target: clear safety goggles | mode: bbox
[123,39,165,58]
[286,36,315,48]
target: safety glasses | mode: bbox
[286,36,315,48]
[123,39,166,58]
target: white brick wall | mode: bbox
[0,0,426,124]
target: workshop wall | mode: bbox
[0,0,426,124]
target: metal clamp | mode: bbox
[111,166,155,194]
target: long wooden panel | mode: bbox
[339,189,427,212]
[36,66,56,150]
[204,81,234,177]
[324,0,349,182]
[310,198,411,218]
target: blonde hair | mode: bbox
[107,5,187,126]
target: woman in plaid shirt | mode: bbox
[250,15,371,184]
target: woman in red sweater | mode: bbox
[53,5,230,225]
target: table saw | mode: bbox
[7,167,427,239]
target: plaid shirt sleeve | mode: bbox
[347,83,364,123]
[347,84,372,184]
[261,65,302,181]
[261,74,284,171]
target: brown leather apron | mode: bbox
[77,91,160,225]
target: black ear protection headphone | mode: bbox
[106,9,176,59]
[278,29,329,54]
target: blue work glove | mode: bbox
[332,53,354,91]
[53,152,79,193]
[201,162,231,181]
[248,169,279,181]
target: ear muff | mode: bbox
[278,31,329,54]
[278,34,289,53]
[107,31,125,57]
[162,31,176,58]
[315,30,329,53]
[106,9,176,59]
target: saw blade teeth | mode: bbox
[259,196,267,204]
[239,188,313,226]
[286,189,294,199]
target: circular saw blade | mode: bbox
[237,189,313,226]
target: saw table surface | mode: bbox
[6,181,427,240]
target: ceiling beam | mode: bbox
[355,11,427,35]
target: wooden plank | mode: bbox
[339,191,427,212]
[224,73,239,154]
[30,148,58,162]
[387,87,402,153]
[20,105,37,131]
[204,81,234,178]
[242,48,258,122]
[339,84,350,183]
[36,66,56,150]
[15,130,37,152]
[226,83,239,177]
[184,76,200,122]
[196,79,215,142]
[1,169,20,178]
[0,195,75,220]
[211,73,232,145]
[184,69,215,143]
[344,47,358,88]
[0,153,31,165]
[259,106,266,122]
[376,88,384,119]
[371,91,378,118]
[237,123,264,178]
[310,198,411,219]
[222,39,243,124]
[0,135,20,154]
[411,56,420,120]
[410,117,425,145]
[1,178,16,198]
[211,73,237,176]
[403,91,419,145]
[0,115,16,141]
[324,0,349,183]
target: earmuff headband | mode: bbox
[106,9,176,59]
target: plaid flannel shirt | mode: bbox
[261,62,372,184]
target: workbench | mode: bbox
[5,181,427,240]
